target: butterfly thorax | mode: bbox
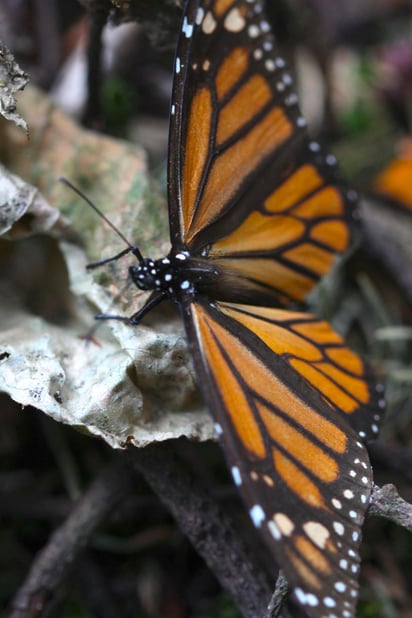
[129,250,220,299]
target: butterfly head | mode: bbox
[129,250,197,297]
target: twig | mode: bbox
[9,454,136,618]
[369,484,412,531]
[262,570,289,618]
[129,442,273,618]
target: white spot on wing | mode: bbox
[195,7,204,25]
[224,7,246,32]
[214,423,223,436]
[182,16,194,38]
[303,521,330,549]
[265,59,275,71]
[273,513,294,536]
[268,520,281,540]
[294,588,319,607]
[323,597,336,608]
[250,504,265,527]
[333,522,345,536]
[231,466,242,486]
[202,11,216,34]
[248,24,260,38]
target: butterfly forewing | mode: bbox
[169,0,357,305]
[184,298,376,617]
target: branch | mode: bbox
[369,484,412,531]
[9,454,136,618]
[263,570,289,618]
[129,443,273,618]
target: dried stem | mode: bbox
[369,484,412,531]
[129,443,273,618]
[9,454,136,618]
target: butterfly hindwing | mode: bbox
[183,298,376,617]
[216,303,384,442]
[169,0,357,305]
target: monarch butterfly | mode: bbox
[81,1,385,615]
[373,137,412,212]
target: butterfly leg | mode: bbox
[129,292,167,325]
[95,292,166,324]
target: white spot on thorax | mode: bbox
[175,57,181,74]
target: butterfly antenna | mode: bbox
[58,177,144,262]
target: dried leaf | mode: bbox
[0,86,214,448]
[0,42,29,133]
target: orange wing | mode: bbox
[183,298,382,617]
[168,0,356,305]
[373,137,412,211]
[217,303,384,441]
